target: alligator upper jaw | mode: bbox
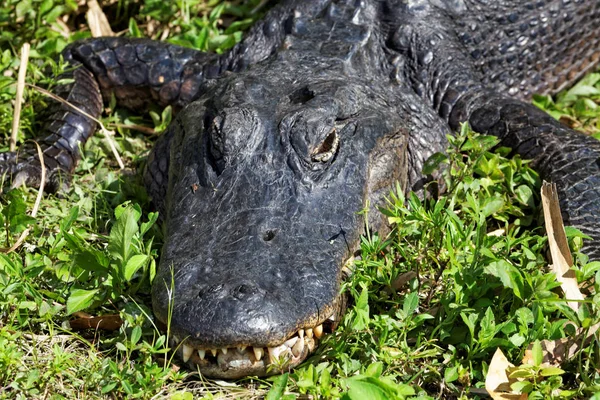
[168,311,339,378]
[150,148,359,378]
[148,68,404,378]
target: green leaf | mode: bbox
[531,340,543,367]
[511,380,533,394]
[123,254,148,281]
[140,212,159,236]
[73,250,107,273]
[482,197,504,217]
[4,190,36,234]
[444,365,459,383]
[564,226,591,240]
[422,152,448,175]
[128,17,142,37]
[39,0,54,16]
[60,206,79,232]
[121,379,134,395]
[195,26,209,50]
[266,373,288,400]
[583,261,600,279]
[149,258,157,283]
[108,205,140,264]
[479,307,496,342]
[0,253,23,277]
[130,326,142,346]
[540,366,565,376]
[402,292,419,316]
[44,4,65,22]
[351,286,370,330]
[485,260,525,300]
[460,312,477,340]
[149,110,161,127]
[566,83,600,98]
[101,382,117,394]
[319,367,331,390]
[509,334,526,347]
[161,106,172,127]
[66,288,99,314]
[16,0,32,19]
[345,378,388,400]
[411,313,434,326]
[509,367,536,379]
[365,362,383,378]
[515,184,534,207]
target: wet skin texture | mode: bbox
[3,0,600,378]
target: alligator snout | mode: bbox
[153,235,344,377]
[151,158,353,376]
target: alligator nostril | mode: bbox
[289,86,315,104]
[262,229,277,242]
[198,284,224,299]
[233,284,258,300]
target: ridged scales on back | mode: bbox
[452,0,600,98]
[3,0,600,377]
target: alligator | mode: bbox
[3,0,600,379]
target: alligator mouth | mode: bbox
[169,309,340,379]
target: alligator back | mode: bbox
[444,0,600,98]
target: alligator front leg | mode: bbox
[3,0,332,191]
[2,38,213,191]
[459,96,600,260]
[1,63,103,192]
[388,2,600,261]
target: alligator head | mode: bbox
[150,11,449,377]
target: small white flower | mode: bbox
[24,242,36,252]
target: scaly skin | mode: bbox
[3,0,600,377]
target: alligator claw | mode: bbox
[0,150,70,193]
[10,170,29,190]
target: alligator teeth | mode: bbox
[314,324,323,339]
[342,263,354,277]
[284,337,298,348]
[267,346,279,362]
[178,331,320,366]
[291,337,304,357]
[182,344,193,363]
[253,347,264,361]
[268,345,289,362]
[328,314,336,322]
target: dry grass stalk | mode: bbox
[86,0,115,37]
[10,43,30,152]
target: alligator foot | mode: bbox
[0,148,71,193]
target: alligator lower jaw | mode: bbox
[171,321,332,379]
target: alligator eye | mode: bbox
[311,128,339,163]
[209,116,224,159]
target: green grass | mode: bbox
[1,1,600,399]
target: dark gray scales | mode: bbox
[3,0,600,378]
